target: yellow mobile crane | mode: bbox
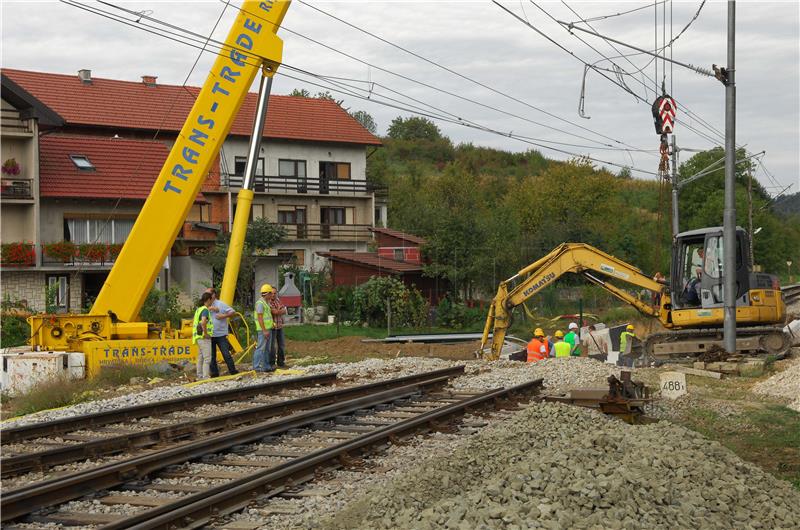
[28,1,291,375]
[481,227,788,361]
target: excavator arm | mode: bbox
[480,243,667,360]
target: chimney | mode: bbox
[78,69,92,84]
[141,75,157,87]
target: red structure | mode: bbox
[318,228,447,303]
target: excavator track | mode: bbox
[643,326,790,361]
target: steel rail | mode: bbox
[1,372,338,444]
[110,378,544,530]
[1,374,456,522]
[1,366,465,477]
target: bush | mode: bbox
[325,285,355,320]
[353,276,427,327]
[0,314,30,347]
[436,299,484,329]
[139,287,182,326]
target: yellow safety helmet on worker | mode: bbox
[533,328,545,337]
[554,330,564,338]
[260,283,273,294]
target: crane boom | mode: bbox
[92,1,289,322]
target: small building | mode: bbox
[318,228,447,303]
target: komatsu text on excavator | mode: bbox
[481,226,788,362]
[27,1,291,375]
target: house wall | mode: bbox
[170,256,212,301]
[1,205,35,241]
[39,198,143,243]
[1,270,82,312]
[221,139,368,182]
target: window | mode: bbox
[187,203,210,223]
[319,162,351,180]
[278,249,305,266]
[279,159,307,193]
[46,275,69,311]
[321,207,346,225]
[393,248,405,261]
[70,155,95,171]
[233,157,265,176]
[375,207,383,227]
[278,207,307,238]
[251,204,265,220]
[65,218,135,244]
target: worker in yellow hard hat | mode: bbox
[620,324,638,359]
[526,328,548,362]
[253,283,275,373]
[553,330,571,358]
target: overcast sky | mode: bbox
[2,1,798,195]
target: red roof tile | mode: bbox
[2,68,381,146]
[319,251,423,274]
[40,135,174,200]
[370,227,426,246]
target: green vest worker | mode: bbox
[620,324,637,354]
[553,330,572,358]
[565,322,582,356]
[192,292,214,380]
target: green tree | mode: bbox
[349,109,377,134]
[289,88,311,97]
[387,116,443,141]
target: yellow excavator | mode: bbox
[481,226,788,361]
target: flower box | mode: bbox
[79,243,110,263]
[1,242,35,266]
[43,241,78,263]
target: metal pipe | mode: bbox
[671,135,679,238]
[220,74,273,304]
[723,0,737,353]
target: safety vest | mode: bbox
[192,306,212,344]
[527,338,547,362]
[254,299,274,331]
[553,341,572,358]
[620,331,636,354]
[565,331,581,356]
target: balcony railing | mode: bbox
[282,223,372,242]
[1,178,33,199]
[222,175,380,195]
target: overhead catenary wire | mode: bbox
[62,0,660,175]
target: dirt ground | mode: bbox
[286,337,481,362]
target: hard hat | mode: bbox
[568,322,578,330]
[534,328,545,337]
[260,283,273,294]
[554,330,564,338]
[626,324,635,331]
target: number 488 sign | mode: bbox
[659,371,688,399]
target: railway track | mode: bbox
[2,369,543,529]
[783,283,800,305]
[1,366,464,479]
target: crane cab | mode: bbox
[669,226,784,326]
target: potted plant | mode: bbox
[43,240,77,263]
[108,243,124,261]
[1,158,21,176]
[79,243,109,263]
[1,241,35,266]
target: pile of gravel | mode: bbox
[752,353,800,412]
[454,357,619,392]
[323,403,800,530]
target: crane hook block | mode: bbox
[652,94,677,135]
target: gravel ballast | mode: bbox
[752,352,800,412]
[324,402,800,530]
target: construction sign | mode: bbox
[652,95,677,135]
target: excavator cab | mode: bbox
[670,226,778,311]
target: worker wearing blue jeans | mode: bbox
[253,284,275,372]
[208,289,238,377]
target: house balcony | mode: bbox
[222,175,381,196]
[0,242,123,269]
[282,223,372,242]
[1,178,34,200]
[178,221,225,242]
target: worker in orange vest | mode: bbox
[527,328,549,362]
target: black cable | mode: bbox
[61,0,661,174]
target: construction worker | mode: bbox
[620,324,638,355]
[207,288,238,377]
[192,292,214,380]
[268,286,288,368]
[253,284,275,373]
[552,330,572,358]
[565,322,582,356]
[526,328,548,362]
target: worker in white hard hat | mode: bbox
[253,283,275,373]
[565,322,581,357]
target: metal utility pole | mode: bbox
[722,0,737,354]
[671,136,679,238]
